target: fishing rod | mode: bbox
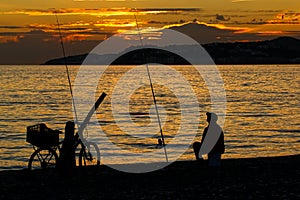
[55,14,107,140]
[55,14,79,127]
[134,14,169,163]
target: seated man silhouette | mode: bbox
[193,112,225,167]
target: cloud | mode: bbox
[231,0,254,3]
[0,25,24,29]
[0,7,201,45]
[2,4,300,65]
[2,20,300,64]
[216,14,230,21]
[163,21,293,44]
[1,7,201,17]
[0,30,101,64]
[0,7,203,46]
[216,14,226,21]
[73,0,143,1]
[1,8,132,16]
[267,12,300,24]
[148,20,187,25]
[135,8,201,12]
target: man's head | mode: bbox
[206,112,218,123]
[65,121,75,136]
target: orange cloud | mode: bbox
[1,8,199,17]
[25,22,114,41]
[256,31,285,35]
[231,0,254,2]
[94,20,138,28]
[268,12,300,24]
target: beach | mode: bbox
[1,155,299,199]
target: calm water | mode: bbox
[0,65,299,170]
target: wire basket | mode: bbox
[26,123,60,147]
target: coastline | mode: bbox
[1,155,299,199]
[43,37,300,66]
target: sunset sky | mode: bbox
[1,0,300,64]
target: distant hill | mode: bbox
[44,37,300,65]
[204,36,300,64]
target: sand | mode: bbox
[1,155,300,199]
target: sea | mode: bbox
[0,65,299,171]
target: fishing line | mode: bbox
[134,13,169,163]
[55,14,80,131]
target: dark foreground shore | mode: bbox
[1,155,300,199]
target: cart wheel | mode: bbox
[28,147,58,170]
[79,142,100,166]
